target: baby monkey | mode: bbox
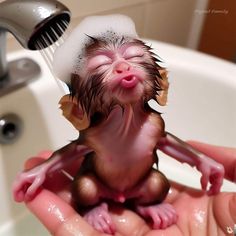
[13,15,224,234]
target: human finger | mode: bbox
[212,192,236,235]
[26,188,107,236]
[24,151,52,170]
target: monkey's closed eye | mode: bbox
[123,46,144,60]
[88,55,112,70]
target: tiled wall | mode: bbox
[7,0,202,52]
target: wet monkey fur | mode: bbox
[13,15,225,234]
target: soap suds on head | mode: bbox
[52,14,139,83]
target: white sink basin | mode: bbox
[0,40,235,235]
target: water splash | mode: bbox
[34,20,69,94]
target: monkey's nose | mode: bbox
[114,62,131,74]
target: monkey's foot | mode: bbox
[84,202,116,234]
[136,203,177,229]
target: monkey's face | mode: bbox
[85,41,152,104]
[70,39,165,117]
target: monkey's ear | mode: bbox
[59,95,90,130]
[155,69,169,106]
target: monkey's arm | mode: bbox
[157,132,225,195]
[13,141,92,202]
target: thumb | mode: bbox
[26,189,103,236]
[213,193,236,235]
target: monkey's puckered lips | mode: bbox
[111,73,143,92]
[121,75,138,89]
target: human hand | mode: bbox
[24,142,236,236]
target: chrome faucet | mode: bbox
[0,0,70,97]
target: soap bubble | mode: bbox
[53,14,138,83]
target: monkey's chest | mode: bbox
[93,115,158,160]
[87,112,164,190]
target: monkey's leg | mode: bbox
[73,173,116,234]
[130,169,177,229]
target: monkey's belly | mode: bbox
[93,152,155,191]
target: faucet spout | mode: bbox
[0,0,71,96]
[0,0,70,50]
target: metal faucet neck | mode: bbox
[0,0,70,96]
[0,29,7,80]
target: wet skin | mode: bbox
[25,142,236,236]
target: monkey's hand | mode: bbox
[13,143,92,202]
[196,156,224,195]
[13,163,49,202]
